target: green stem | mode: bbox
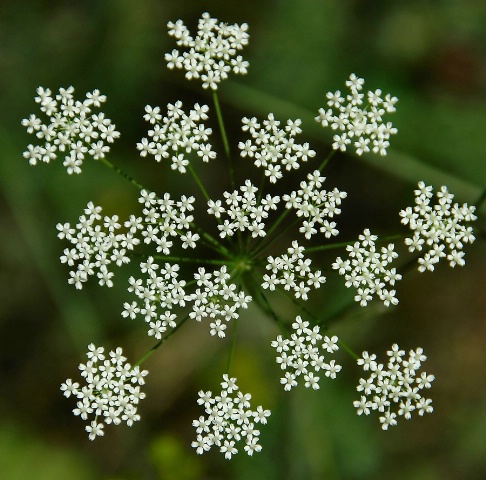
[188,164,211,203]
[338,339,360,360]
[212,90,234,188]
[98,156,146,191]
[275,286,360,359]
[474,186,486,210]
[189,222,232,257]
[318,149,336,172]
[305,234,405,254]
[248,274,287,335]
[249,209,291,258]
[226,316,239,374]
[129,253,230,266]
[253,217,304,259]
[134,313,190,367]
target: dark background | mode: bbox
[1,1,485,479]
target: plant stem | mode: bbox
[275,287,360,359]
[212,90,235,188]
[318,149,336,172]
[129,253,230,266]
[188,164,211,203]
[305,234,404,254]
[98,156,146,191]
[226,316,239,374]
[248,274,287,336]
[249,209,290,257]
[134,313,190,367]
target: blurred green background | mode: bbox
[1,0,486,479]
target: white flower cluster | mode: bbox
[208,180,280,238]
[238,114,316,183]
[166,12,249,90]
[332,229,401,307]
[57,202,140,290]
[22,86,119,174]
[262,241,326,300]
[60,344,148,440]
[137,101,215,173]
[399,181,477,272]
[190,266,252,338]
[354,344,434,430]
[192,374,270,458]
[123,257,185,339]
[139,189,199,254]
[315,74,398,156]
[271,316,341,391]
[283,170,347,239]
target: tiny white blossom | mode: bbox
[400,182,477,272]
[61,345,148,440]
[166,13,249,90]
[192,375,270,458]
[354,344,434,430]
[272,316,341,390]
[22,87,119,174]
[316,74,397,156]
[332,228,401,307]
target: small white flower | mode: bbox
[332,229,401,307]
[23,87,119,174]
[62,345,148,440]
[192,375,270,458]
[272,316,341,390]
[354,344,434,429]
[316,74,397,156]
[400,182,477,271]
[166,13,250,90]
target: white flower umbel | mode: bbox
[353,344,434,430]
[271,316,341,391]
[262,241,326,300]
[123,257,186,339]
[166,12,249,90]
[238,114,316,183]
[58,202,140,290]
[139,189,199,254]
[400,181,477,272]
[208,179,280,239]
[137,101,215,173]
[315,74,398,156]
[192,374,270,458]
[283,170,347,239]
[60,344,148,440]
[189,266,252,338]
[22,86,119,174]
[332,229,401,307]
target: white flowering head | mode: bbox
[123,257,185,339]
[22,86,119,174]
[208,180,280,239]
[332,229,401,307]
[400,182,477,272]
[271,316,341,391]
[354,344,434,430]
[192,374,270,458]
[60,345,148,440]
[315,74,398,156]
[137,101,215,172]
[283,170,347,239]
[166,13,249,90]
[189,266,252,338]
[262,241,326,300]
[138,189,199,253]
[57,202,139,290]
[238,114,316,183]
